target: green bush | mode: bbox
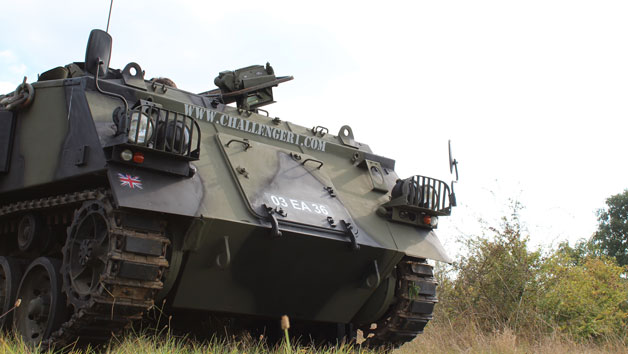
[435,202,628,341]
[539,250,628,339]
[437,202,543,333]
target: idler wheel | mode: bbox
[0,256,23,329]
[61,201,111,308]
[13,257,68,344]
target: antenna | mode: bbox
[106,0,114,33]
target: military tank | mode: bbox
[0,29,458,348]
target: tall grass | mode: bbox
[401,319,628,354]
[1,321,626,354]
[0,330,380,354]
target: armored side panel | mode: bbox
[0,111,16,173]
[0,79,108,200]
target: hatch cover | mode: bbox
[217,133,352,231]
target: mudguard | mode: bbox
[394,226,452,263]
[107,163,203,217]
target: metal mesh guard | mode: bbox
[386,175,452,216]
[127,105,201,159]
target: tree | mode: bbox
[593,189,628,267]
[553,239,601,266]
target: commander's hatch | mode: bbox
[217,133,354,236]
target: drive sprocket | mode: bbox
[50,193,170,347]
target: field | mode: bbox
[1,320,627,354]
[404,320,628,354]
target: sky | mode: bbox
[1,0,627,257]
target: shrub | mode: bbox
[434,201,628,342]
[437,202,543,334]
[539,251,628,339]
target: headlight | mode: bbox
[128,111,154,144]
[420,185,439,210]
[163,121,190,153]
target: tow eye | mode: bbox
[340,220,360,251]
[263,204,286,238]
[364,260,381,289]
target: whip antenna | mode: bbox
[106,0,114,33]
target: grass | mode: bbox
[0,320,627,353]
[404,319,628,354]
[0,329,381,354]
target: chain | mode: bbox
[0,77,35,111]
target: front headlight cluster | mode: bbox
[126,111,191,154]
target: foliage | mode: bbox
[437,201,543,333]
[539,249,628,339]
[552,239,601,266]
[435,200,628,342]
[593,189,628,267]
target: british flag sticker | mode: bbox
[118,173,143,189]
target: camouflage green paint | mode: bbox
[0,56,451,328]
[17,84,68,187]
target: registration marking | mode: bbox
[267,194,330,216]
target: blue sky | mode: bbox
[2,0,628,256]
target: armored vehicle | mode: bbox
[0,29,457,348]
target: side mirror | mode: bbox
[449,140,459,182]
[449,140,459,207]
[85,29,112,76]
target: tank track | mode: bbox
[362,258,438,349]
[0,189,170,348]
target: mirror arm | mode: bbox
[94,58,129,113]
[450,180,458,207]
[93,58,130,136]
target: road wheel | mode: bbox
[13,257,68,344]
[0,256,23,329]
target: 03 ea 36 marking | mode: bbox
[267,194,330,216]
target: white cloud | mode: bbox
[0,81,16,94]
[8,64,27,77]
[0,50,17,62]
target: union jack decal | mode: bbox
[118,173,143,189]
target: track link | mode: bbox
[362,258,438,349]
[0,190,169,348]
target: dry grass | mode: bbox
[0,330,379,354]
[1,321,627,353]
[397,320,628,354]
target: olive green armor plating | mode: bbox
[0,29,455,348]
